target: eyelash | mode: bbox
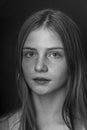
[47,52,62,58]
[23,51,63,59]
[23,51,37,58]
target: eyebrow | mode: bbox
[23,47,63,51]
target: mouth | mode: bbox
[33,77,51,85]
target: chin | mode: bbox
[31,85,52,95]
[29,80,67,96]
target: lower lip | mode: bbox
[33,80,51,85]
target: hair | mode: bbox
[16,9,87,130]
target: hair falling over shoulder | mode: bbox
[15,8,87,130]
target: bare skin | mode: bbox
[32,89,69,130]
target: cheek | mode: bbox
[22,60,33,76]
[50,61,68,80]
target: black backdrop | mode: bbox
[0,0,87,116]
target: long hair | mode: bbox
[16,9,87,130]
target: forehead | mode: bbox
[24,27,63,49]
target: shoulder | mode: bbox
[8,110,21,130]
[75,121,87,130]
[0,110,22,130]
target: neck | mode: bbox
[32,88,66,128]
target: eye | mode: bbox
[23,51,37,58]
[47,51,63,58]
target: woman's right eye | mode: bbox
[23,51,36,58]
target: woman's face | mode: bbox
[22,27,68,95]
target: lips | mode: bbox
[33,77,51,81]
[33,77,51,84]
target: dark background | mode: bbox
[0,0,87,116]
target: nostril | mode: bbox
[34,63,48,72]
[34,57,48,72]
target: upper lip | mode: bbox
[33,77,51,81]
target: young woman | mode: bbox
[0,9,87,130]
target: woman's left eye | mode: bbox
[47,52,62,58]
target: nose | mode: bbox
[34,57,48,73]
